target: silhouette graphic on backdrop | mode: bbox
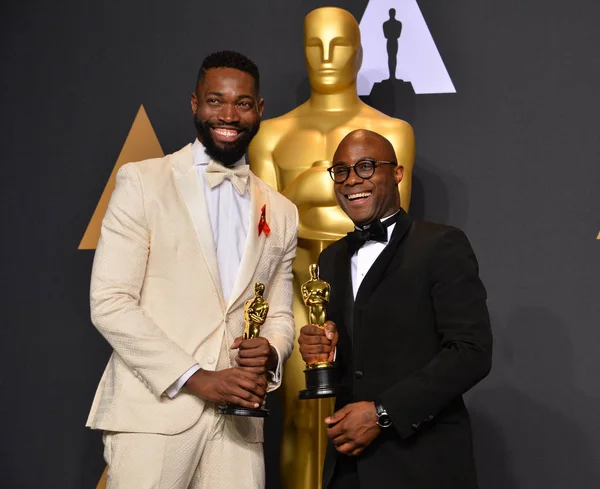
[363,8,416,122]
[383,8,402,80]
[358,0,456,96]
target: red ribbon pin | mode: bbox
[258,204,271,236]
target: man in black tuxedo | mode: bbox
[298,129,492,489]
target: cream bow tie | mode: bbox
[205,161,250,195]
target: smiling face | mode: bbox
[192,67,264,166]
[332,130,403,227]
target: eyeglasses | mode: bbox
[327,158,397,183]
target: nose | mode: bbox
[218,103,239,124]
[345,166,364,186]
[322,41,333,63]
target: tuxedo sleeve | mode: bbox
[260,203,298,392]
[90,164,198,398]
[379,228,493,439]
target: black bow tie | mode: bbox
[346,217,395,255]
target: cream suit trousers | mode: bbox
[103,403,264,489]
[103,343,265,489]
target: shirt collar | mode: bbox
[354,208,401,231]
[192,138,246,168]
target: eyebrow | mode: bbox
[333,156,397,165]
[333,156,375,164]
[330,36,351,45]
[205,91,255,100]
[306,36,351,44]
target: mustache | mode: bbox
[207,121,248,131]
[194,115,260,167]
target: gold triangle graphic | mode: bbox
[79,104,164,249]
[95,466,107,489]
[597,231,600,240]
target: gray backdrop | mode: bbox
[1,0,599,488]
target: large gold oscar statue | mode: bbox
[248,7,415,489]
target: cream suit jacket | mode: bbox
[86,144,298,439]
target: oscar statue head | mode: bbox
[304,7,362,94]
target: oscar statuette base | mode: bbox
[299,363,342,400]
[217,403,269,418]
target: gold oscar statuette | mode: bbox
[218,282,270,418]
[299,264,342,399]
[248,7,415,488]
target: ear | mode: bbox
[257,97,265,118]
[191,92,198,114]
[355,42,363,72]
[394,165,404,184]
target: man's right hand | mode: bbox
[298,320,338,364]
[184,368,267,409]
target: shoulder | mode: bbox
[357,104,414,133]
[267,102,308,122]
[254,175,298,219]
[412,219,458,237]
[118,158,164,178]
[120,144,191,180]
[319,238,347,262]
[249,118,289,156]
[378,117,414,140]
[316,239,347,282]
[411,220,468,244]
[253,107,306,142]
[354,109,414,149]
[409,220,476,262]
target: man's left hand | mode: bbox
[232,337,278,374]
[325,401,381,457]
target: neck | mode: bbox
[309,84,361,111]
[382,208,401,222]
[355,208,401,230]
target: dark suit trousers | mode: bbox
[329,456,360,489]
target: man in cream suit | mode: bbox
[87,51,298,489]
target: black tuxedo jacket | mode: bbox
[320,210,493,489]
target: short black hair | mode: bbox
[196,50,260,94]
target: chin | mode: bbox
[311,79,341,93]
[347,214,367,226]
[215,141,237,151]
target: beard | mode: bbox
[194,115,260,167]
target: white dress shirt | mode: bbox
[350,214,399,299]
[327,212,400,361]
[194,140,251,303]
[166,140,281,398]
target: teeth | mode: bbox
[213,128,239,137]
[347,192,371,201]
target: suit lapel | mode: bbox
[227,175,268,311]
[332,239,355,345]
[171,144,225,310]
[354,210,412,307]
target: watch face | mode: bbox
[377,414,392,428]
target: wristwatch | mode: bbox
[375,402,393,428]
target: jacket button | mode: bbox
[207,357,215,365]
[355,370,363,379]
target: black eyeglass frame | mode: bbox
[327,158,398,183]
